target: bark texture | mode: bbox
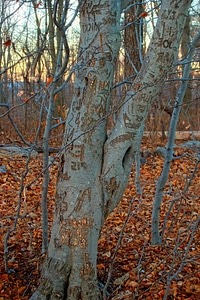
[124,0,143,77]
[30,0,121,299]
[30,0,192,299]
[102,0,192,218]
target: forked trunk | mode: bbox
[30,1,192,299]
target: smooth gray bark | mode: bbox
[30,0,121,299]
[30,1,192,299]
[102,0,192,218]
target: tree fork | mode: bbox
[30,0,192,299]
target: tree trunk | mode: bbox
[181,13,192,104]
[30,1,192,299]
[47,0,57,74]
[124,0,143,78]
[102,0,191,218]
[124,1,144,194]
[30,1,121,299]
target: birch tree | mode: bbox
[30,0,192,299]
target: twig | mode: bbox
[103,198,135,300]
[162,156,200,241]
[163,216,200,300]
[4,154,31,273]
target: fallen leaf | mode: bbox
[126,280,139,289]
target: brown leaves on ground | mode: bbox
[0,155,57,299]
[0,139,200,299]
[98,141,200,299]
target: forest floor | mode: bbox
[0,135,200,300]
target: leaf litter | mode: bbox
[0,138,199,299]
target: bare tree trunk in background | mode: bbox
[30,1,191,299]
[47,0,57,74]
[41,86,55,253]
[181,13,192,104]
[124,1,144,194]
[40,0,70,253]
[124,0,143,79]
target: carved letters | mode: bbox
[74,188,92,212]
[163,39,172,48]
[71,161,87,171]
[60,217,94,248]
[68,144,87,172]
[82,22,99,33]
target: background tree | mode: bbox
[123,0,145,194]
[124,0,144,80]
[180,13,192,104]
